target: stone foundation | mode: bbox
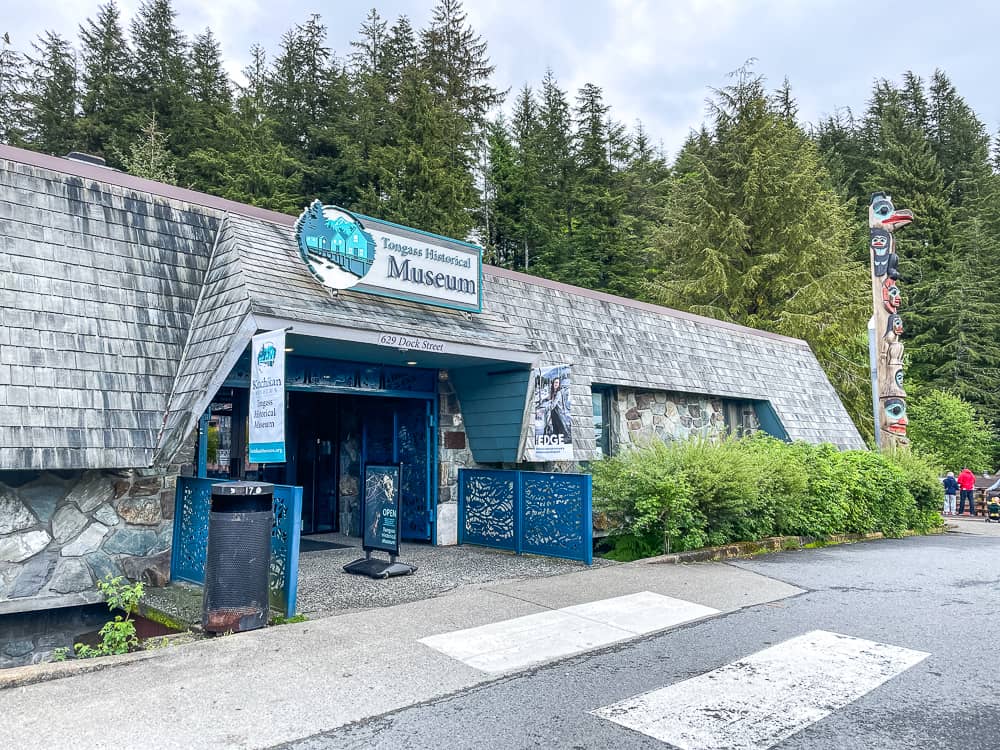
[0,468,179,612]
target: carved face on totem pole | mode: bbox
[870,228,891,276]
[881,277,901,313]
[869,193,914,232]
[882,397,908,437]
[886,314,904,337]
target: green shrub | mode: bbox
[591,436,942,560]
[907,389,995,472]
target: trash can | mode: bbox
[202,481,273,633]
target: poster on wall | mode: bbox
[525,364,574,461]
[249,329,286,463]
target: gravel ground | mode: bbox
[296,534,613,616]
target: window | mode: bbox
[592,386,613,457]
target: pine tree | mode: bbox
[267,14,353,204]
[77,1,131,158]
[531,69,575,276]
[129,0,191,153]
[569,83,629,293]
[420,0,502,237]
[927,70,992,209]
[178,28,233,186]
[649,69,872,436]
[114,112,177,183]
[0,32,28,145]
[184,44,302,211]
[23,31,79,155]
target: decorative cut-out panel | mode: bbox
[171,478,303,615]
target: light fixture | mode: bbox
[284,347,294,352]
[406,361,418,366]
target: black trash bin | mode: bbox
[202,481,273,633]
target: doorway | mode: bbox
[291,392,434,541]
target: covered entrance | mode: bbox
[201,356,438,543]
[289,392,433,540]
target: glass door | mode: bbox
[361,397,433,542]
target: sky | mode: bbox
[5,0,998,159]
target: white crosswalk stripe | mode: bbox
[419,591,719,674]
[591,629,929,750]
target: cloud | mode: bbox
[4,0,998,157]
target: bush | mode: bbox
[907,390,995,472]
[591,436,942,560]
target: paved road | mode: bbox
[278,530,1000,750]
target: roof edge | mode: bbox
[2,143,808,348]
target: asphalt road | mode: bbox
[276,529,1000,750]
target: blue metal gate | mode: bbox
[171,477,303,616]
[458,469,593,564]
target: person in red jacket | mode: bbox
[957,468,977,516]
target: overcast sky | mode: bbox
[5,0,998,159]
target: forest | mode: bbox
[2,0,999,450]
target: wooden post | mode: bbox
[868,193,913,449]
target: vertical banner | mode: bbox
[525,364,574,461]
[249,330,286,463]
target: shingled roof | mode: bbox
[1,144,863,470]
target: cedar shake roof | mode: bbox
[0,145,863,470]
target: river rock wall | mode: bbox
[0,468,179,611]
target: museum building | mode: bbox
[0,144,864,613]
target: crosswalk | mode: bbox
[591,629,929,749]
[420,592,929,748]
[418,591,719,674]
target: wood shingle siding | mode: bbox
[1,144,864,472]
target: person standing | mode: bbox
[942,471,958,516]
[957,467,977,516]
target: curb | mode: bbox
[642,527,945,565]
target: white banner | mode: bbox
[249,330,286,463]
[524,364,574,461]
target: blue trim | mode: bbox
[428,397,438,546]
[754,401,790,441]
[197,410,209,478]
[284,485,303,616]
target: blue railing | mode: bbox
[458,469,592,564]
[171,477,303,616]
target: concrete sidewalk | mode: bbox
[0,558,802,750]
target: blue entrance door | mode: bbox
[362,398,433,541]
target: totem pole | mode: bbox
[868,192,913,448]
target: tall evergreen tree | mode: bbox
[129,0,190,152]
[569,83,629,293]
[421,0,502,237]
[23,31,79,155]
[650,69,872,435]
[267,14,352,203]
[178,28,233,185]
[531,69,575,275]
[0,32,28,145]
[184,45,302,210]
[77,1,131,158]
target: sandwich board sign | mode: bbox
[343,464,417,579]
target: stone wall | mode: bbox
[0,467,180,612]
[613,389,760,449]
[1,603,108,668]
